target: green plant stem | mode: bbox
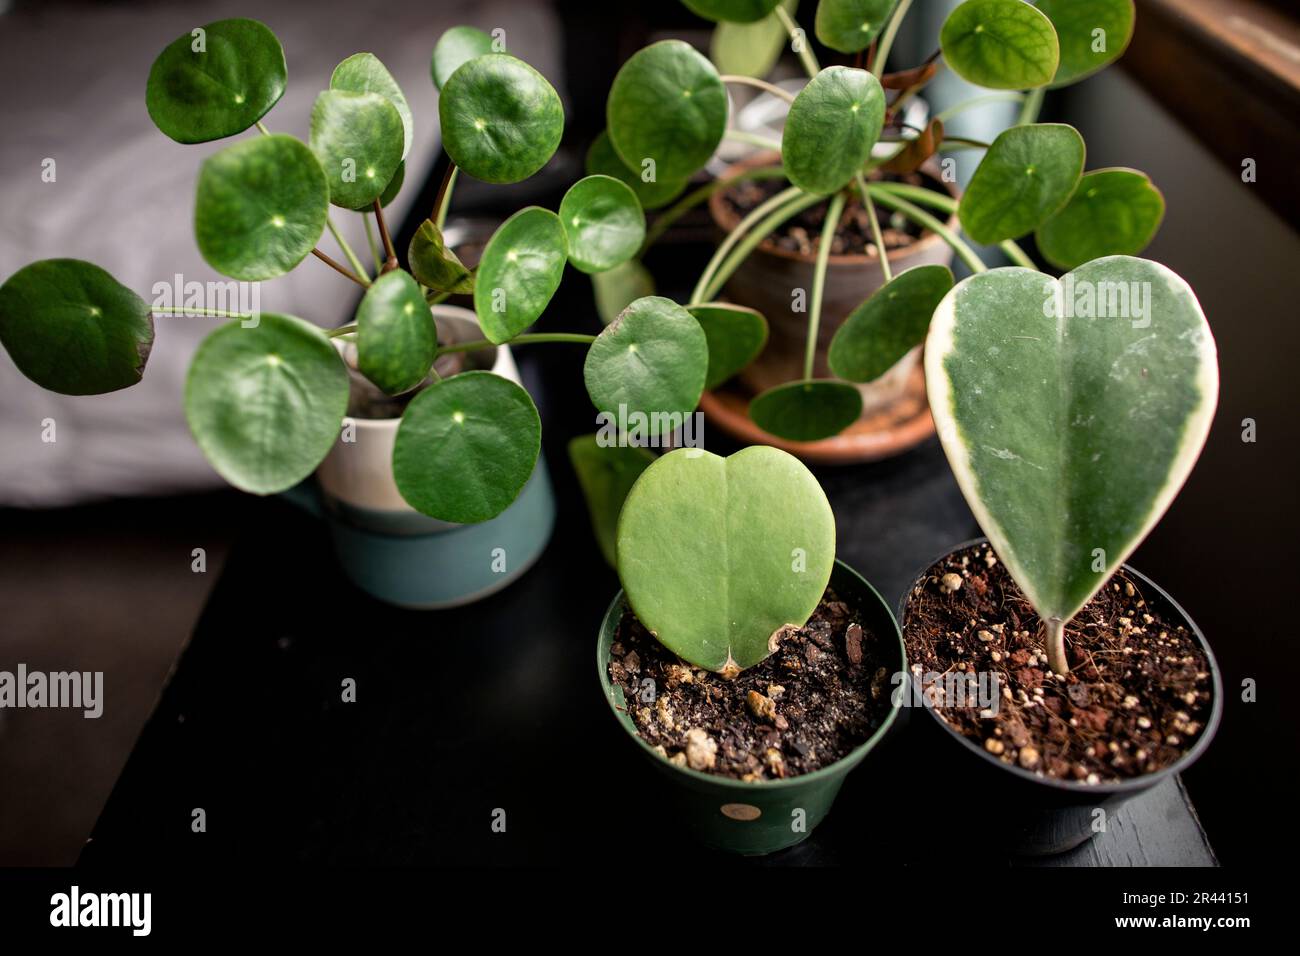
[720,74,796,103]
[866,186,986,273]
[640,166,786,255]
[690,185,804,304]
[872,182,1039,270]
[700,191,824,302]
[425,289,453,306]
[311,248,369,287]
[151,306,251,319]
[255,121,270,136]
[805,191,845,380]
[935,92,1025,124]
[998,240,1038,270]
[434,163,459,231]
[327,218,370,283]
[363,213,383,275]
[855,172,892,282]
[1018,86,1045,125]
[775,5,820,78]
[724,129,783,153]
[435,332,596,356]
[872,0,914,78]
[328,324,357,338]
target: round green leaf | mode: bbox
[940,0,1059,90]
[688,303,768,390]
[592,258,656,325]
[356,270,436,396]
[408,219,474,294]
[958,123,1084,244]
[184,313,348,494]
[439,54,564,185]
[431,25,497,91]
[331,52,414,159]
[0,259,153,395]
[782,66,886,195]
[712,0,796,76]
[1035,168,1164,270]
[146,18,286,144]
[749,379,863,441]
[815,0,897,54]
[828,264,953,382]
[393,370,541,523]
[559,175,646,275]
[584,296,708,436]
[607,40,727,184]
[683,0,781,22]
[585,131,688,211]
[310,90,405,210]
[616,445,835,675]
[379,160,405,208]
[568,435,655,567]
[473,207,568,344]
[1038,0,1134,88]
[194,134,329,281]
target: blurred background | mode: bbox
[1,0,1296,865]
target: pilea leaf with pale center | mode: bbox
[568,435,655,567]
[688,303,768,390]
[185,313,349,495]
[194,134,329,281]
[584,296,708,438]
[957,123,1084,245]
[782,66,886,195]
[1035,168,1164,270]
[473,207,568,344]
[408,219,474,294]
[939,0,1059,90]
[0,259,153,395]
[393,370,540,524]
[925,256,1218,630]
[682,0,782,23]
[356,270,436,396]
[749,379,863,441]
[829,264,953,383]
[146,18,286,144]
[585,131,688,211]
[592,259,656,325]
[712,0,797,77]
[815,0,898,54]
[330,52,414,159]
[310,90,405,210]
[616,445,836,675]
[606,40,727,184]
[559,175,646,274]
[1037,0,1135,88]
[431,25,497,91]
[439,54,563,185]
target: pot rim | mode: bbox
[706,150,961,267]
[596,557,905,792]
[898,536,1224,796]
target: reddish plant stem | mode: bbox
[311,248,368,287]
[372,199,399,273]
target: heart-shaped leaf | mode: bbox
[146,18,286,144]
[829,264,953,382]
[409,219,474,294]
[958,123,1084,244]
[925,256,1218,628]
[1035,168,1164,270]
[616,445,836,675]
[439,54,564,185]
[0,259,153,395]
[815,0,897,54]
[688,303,768,390]
[194,134,329,281]
[559,175,646,275]
[585,131,688,211]
[592,259,656,325]
[356,270,436,395]
[712,0,796,76]
[474,207,568,344]
[607,40,727,184]
[430,25,497,91]
[1038,0,1135,88]
[185,313,349,494]
[584,296,708,437]
[940,0,1060,90]
[782,66,886,195]
[749,379,863,441]
[393,370,541,523]
[310,90,405,210]
[682,0,782,23]
[568,434,655,567]
[331,52,414,159]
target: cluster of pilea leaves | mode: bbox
[0,19,722,526]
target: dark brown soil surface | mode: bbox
[608,589,895,780]
[719,169,947,258]
[902,542,1214,784]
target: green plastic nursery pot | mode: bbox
[597,560,905,856]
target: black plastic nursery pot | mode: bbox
[898,539,1223,856]
[597,559,905,856]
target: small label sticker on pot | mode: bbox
[720,803,762,822]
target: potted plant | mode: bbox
[596,444,904,854]
[900,253,1221,854]
[586,0,1159,463]
[0,19,712,608]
